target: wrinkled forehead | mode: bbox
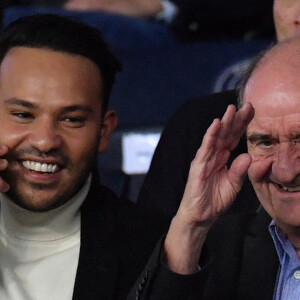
[245,75,300,140]
[243,42,300,109]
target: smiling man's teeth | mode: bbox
[22,161,59,173]
[280,185,300,192]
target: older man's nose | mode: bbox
[272,143,300,184]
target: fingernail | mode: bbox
[1,159,8,167]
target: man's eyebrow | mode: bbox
[4,98,37,109]
[4,99,94,114]
[247,133,273,143]
[61,105,94,114]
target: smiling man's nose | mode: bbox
[28,120,63,153]
[272,143,300,183]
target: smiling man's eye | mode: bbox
[64,117,84,122]
[12,111,34,119]
[62,116,86,127]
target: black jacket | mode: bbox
[128,208,279,300]
[72,181,168,299]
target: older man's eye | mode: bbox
[257,140,273,147]
[292,138,300,148]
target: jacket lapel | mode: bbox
[72,183,120,300]
[238,208,279,299]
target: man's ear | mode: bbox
[98,109,117,153]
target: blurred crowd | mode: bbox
[1,0,274,41]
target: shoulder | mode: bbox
[198,212,257,277]
[205,208,271,254]
[83,182,137,220]
[84,181,169,238]
[208,212,256,241]
[203,212,257,260]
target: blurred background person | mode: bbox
[1,0,274,41]
[64,0,274,41]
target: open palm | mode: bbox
[178,103,254,226]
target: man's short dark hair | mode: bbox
[0,13,122,112]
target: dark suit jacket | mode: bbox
[128,208,280,300]
[138,90,259,221]
[72,180,168,300]
[169,0,274,41]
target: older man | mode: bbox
[129,37,300,299]
[138,0,300,220]
[0,14,164,300]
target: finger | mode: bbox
[0,158,8,171]
[229,103,254,145]
[217,103,254,151]
[194,118,221,163]
[0,145,9,171]
[0,144,10,192]
[0,177,9,192]
[0,144,9,156]
[228,153,252,193]
[219,104,237,139]
[234,103,254,129]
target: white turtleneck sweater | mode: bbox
[0,176,91,300]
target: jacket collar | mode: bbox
[72,180,120,299]
[237,207,279,299]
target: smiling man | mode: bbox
[0,14,162,300]
[129,38,300,300]
[0,47,108,212]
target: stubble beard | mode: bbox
[4,162,92,212]
[2,148,97,212]
[2,131,101,212]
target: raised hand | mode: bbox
[0,145,10,192]
[164,103,254,274]
[177,103,254,226]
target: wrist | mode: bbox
[163,216,210,274]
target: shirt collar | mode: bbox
[269,220,300,269]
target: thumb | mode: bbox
[0,178,10,192]
[228,153,252,193]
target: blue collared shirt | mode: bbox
[269,220,300,299]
